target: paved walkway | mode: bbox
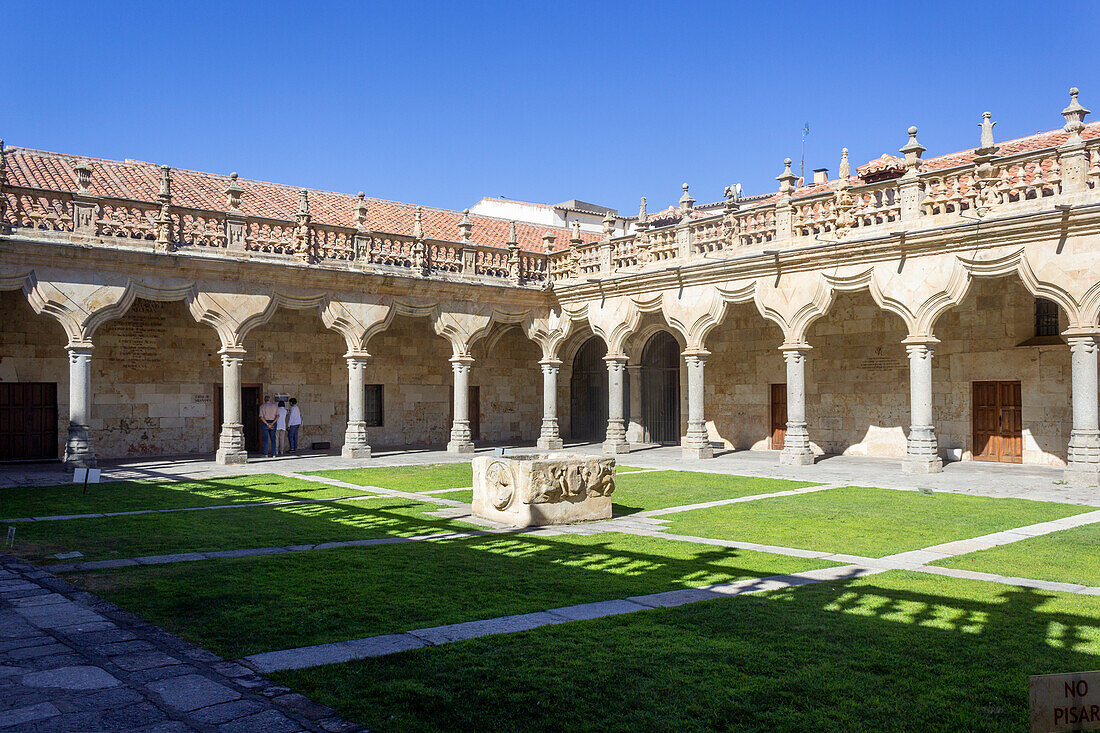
[2,443,1094,505]
[0,556,363,732]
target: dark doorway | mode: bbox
[771,383,787,450]
[0,382,58,461]
[972,381,1022,463]
[215,385,263,454]
[640,332,681,445]
[569,336,630,442]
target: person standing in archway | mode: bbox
[259,396,278,458]
[275,399,288,456]
[287,397,302,453]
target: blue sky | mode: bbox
[4,1,1098,213]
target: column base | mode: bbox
[536,437,564,450]
[902,456,943,474]
[626,422,644,444]
[779,449,815,466]
[215,448,249,465]
[342,445,372,459]
[682,444,713,460]
[602,440,631,455]
[63,425,96,470]
[1065,464,1100,487]
[447,440,475,454]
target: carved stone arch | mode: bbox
[584,295,642,357]
[957,246,1086,329]
[752,270,835,346]
[660,284,725,352]
[430,306,494,357]
[22,271,137,348]
[624,321,687,364]
[522,307,575,361]
[321,296,396,355]
[186,289,275,350]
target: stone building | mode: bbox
[2,89,1100,486]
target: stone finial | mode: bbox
[355,192,369,231]
[224,172,243,213]
[776,157,798,194]
[507,219,517,245]
[158,165,172,204]
[413,206,424,240]
[458,208,473,243]
[602,210,615,237]
[638,196,647,223]
[838,148,851,180]
[297,188,310,217]
[542,230,556,253]
[899,125,925,174]
[1062,87,1090,144]
[570,219,582,243]
[678,182,694,213]
[72,160,93,194]
[976,112,998,157]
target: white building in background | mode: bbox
[469,197,629,236]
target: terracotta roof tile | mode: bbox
[2,147,601,253]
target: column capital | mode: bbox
[1067,335,1100,354]
[449,354,475,367]
[902,335,939,347]
[905,343,936,358]
[217,345,246,358]
[344,350,372,363]
[603,353,629,364]
[681,348,711,359]
[779,342,811,353]
[538,357,563,368]
[65,341,94,356]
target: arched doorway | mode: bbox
[569,336,629,442]
[641,331,680,445]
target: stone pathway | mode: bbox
[0,555,364,732]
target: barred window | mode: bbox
[1034,298,1059,338]
[364,384,384,427]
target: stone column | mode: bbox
[215,347,248,465]
[537,358,564,450]
[63,343,96,469]
[779,345,814,465]
[603,355,630,454]
[682,350,713,459]
[1066,335,1100,485]
[903,341,943,473]
[342,352,372,459]
[625,364,644,443]
[447,355,475,453]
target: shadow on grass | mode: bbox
[72,528,831,658]
[276,570,1100,732]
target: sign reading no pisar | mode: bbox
[1030,671,1100,732]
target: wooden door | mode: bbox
[972,381,1022,463]
[771,383,787,450]
[0,382,58,461]
[640,332,680,445]
[215,385,263,454]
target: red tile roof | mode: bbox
[2,147,602,253]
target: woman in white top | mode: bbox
[287,398,302,452]
[275,400,288,456]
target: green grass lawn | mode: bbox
[934,521,1100,587]
[662,486,1090,558]
[0,474,360,519]
[274,570,1100,732]
[426,489,473,503]
[307,463,473,492]
[612,470,816,515]
[12,497,472,565]
[72,532,835,658]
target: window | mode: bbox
[1034,298,1059,338]
[364,384,384,427]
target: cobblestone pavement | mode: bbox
[0,556,364,732]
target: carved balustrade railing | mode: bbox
[3,186,74,231]
[689,216,725,255]
[175,208,228,248]
[612,236,639,269]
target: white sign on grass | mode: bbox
[1030,670,1100,732]
[73,468,101,484]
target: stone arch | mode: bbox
[639,330,682,445]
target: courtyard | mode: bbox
[3,448,1099,731]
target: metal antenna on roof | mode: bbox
[800,123,810,185]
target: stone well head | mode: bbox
[471,453,616,527]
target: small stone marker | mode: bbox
[918,487,934,496]
[53,551,84,560]
[1029,670,1100,732]
[4,526,13,548]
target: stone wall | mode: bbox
[703,278,1073,466]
